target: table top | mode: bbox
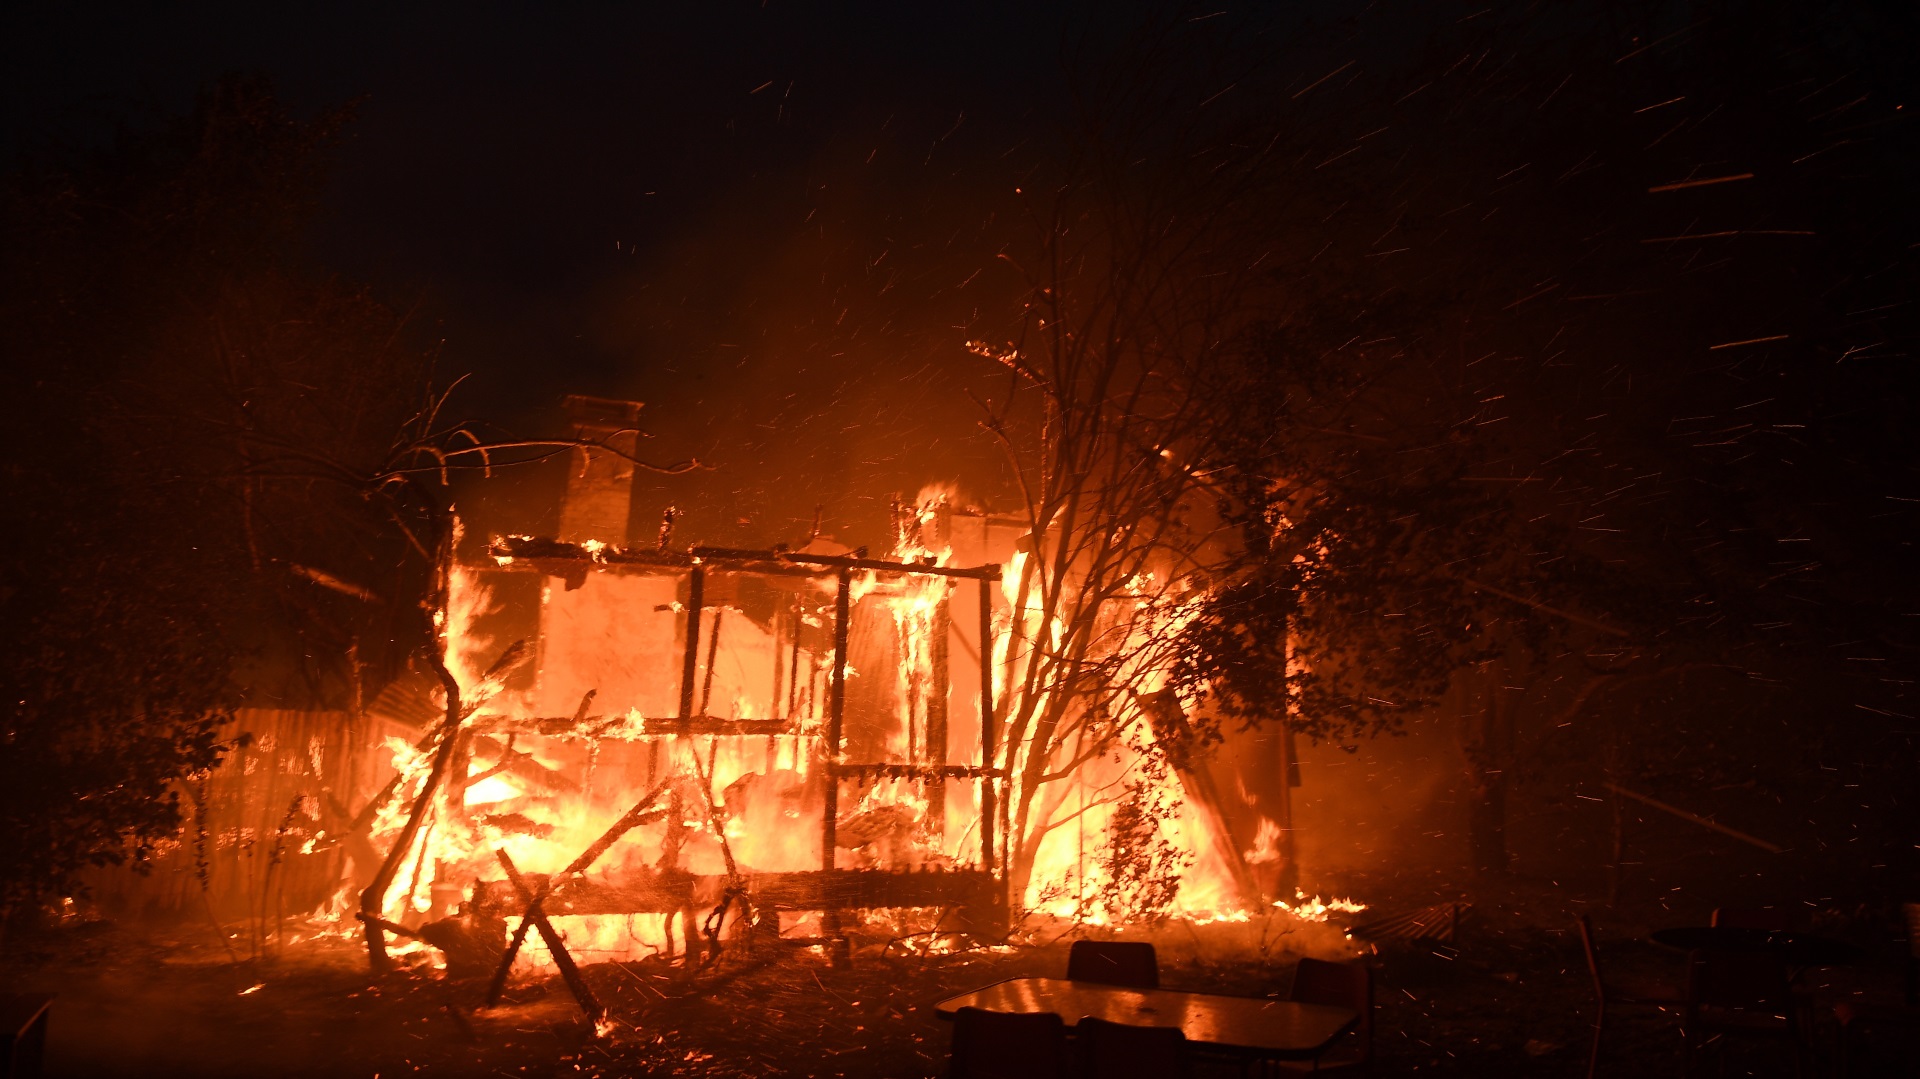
[1,993,53,1036]
[1650,927,1862,966]
[932,977,1358,1060]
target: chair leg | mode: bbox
[1587,999,1605,1079]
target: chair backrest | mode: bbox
[950,1007,1069,1079]
[1710,907,1797,931]
[1066,941,1160,990]
[1076,1016,1186,1079]
[1288,958,1373,1062]
[1574,915,1607,1002]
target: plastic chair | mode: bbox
[1274,957,1372,1074]
[1684,946,1805,1077]
[1576,914,1684,1079]
[1066,940,1160,990]
[1076,1016,1187,1079]
[949,1006,1070,1079]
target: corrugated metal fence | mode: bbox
[84,708,395,931]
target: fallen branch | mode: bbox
[359,634,507,971]
[1603,782,1785,853]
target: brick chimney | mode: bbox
[558,394,644,545]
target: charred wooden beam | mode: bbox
[466,734,579,792]
[474,868,996,918]
[481,714,797,738]
[488,535,1003,582]
[827,763,1003,780]
[494,850,603,1024]
[643,716,795,737]
[680,565,704,721]
[698,607,724,716]
[475,870,699,917]
[566,780,673,876]
[692,547,1004,582]
[355,912,425,941]
[482,780,671,1003]
[356,912,503,978]
[750,868,996,912]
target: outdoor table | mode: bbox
[933,976,1359,1064]
[1651,927,1862,968]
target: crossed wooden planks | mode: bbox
[482,779,673,1022]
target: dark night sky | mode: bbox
[3,2,1110,543]
[7,3,1916,553]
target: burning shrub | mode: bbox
[1093,773,1191,925]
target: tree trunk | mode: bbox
[1467,656,1514,877]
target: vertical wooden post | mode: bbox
[680,565,705,720]
[787,612,803,718]
[658,563,704,782]
[768,604,785,774]
[699,609,724,716]
[926,587,951,835]
[823,568,851,871]
[786,605,804,773]
[823,567,852,966]
[978,576,998,879]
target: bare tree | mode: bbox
[965,15,1306,910]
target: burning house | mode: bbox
[332,394,1327,996]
